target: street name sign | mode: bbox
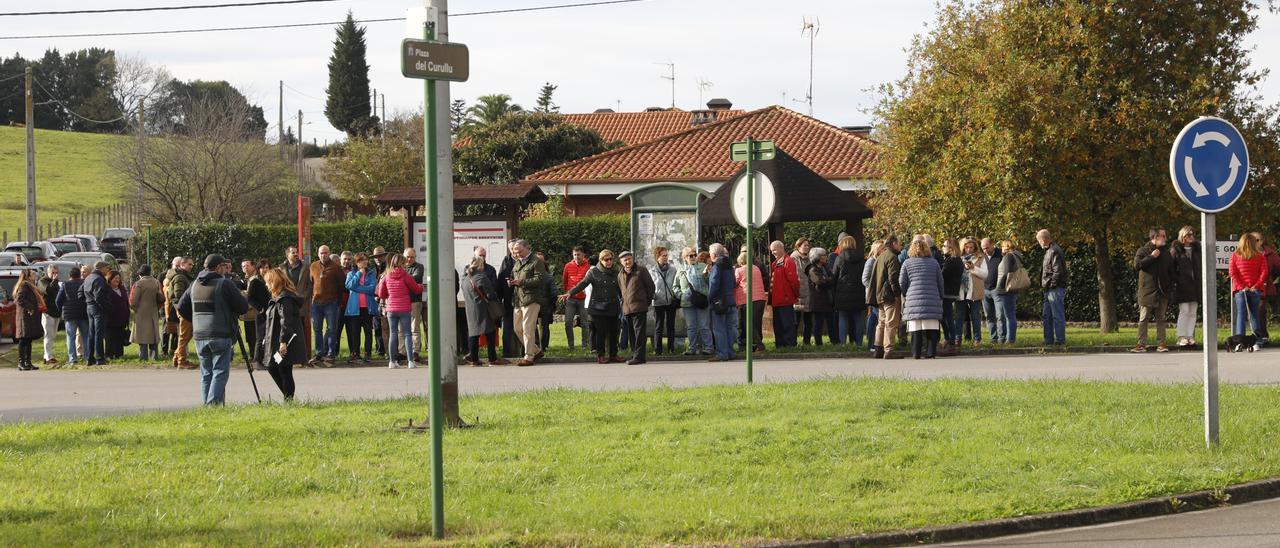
[1170,116,1249,213]
[401,39,470,82]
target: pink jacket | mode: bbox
[375,268,422,313]
[734,264,766,305]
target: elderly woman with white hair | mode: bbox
[803,247,834,345]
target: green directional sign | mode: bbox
[730,139,776,162]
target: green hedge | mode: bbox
[518,215,631,269]
[131,217,404,273]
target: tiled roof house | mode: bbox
[521,105,882,216]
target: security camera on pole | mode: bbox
[1169,116,1249,448]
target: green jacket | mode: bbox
[511,256,549,307]
[166,268,194,303]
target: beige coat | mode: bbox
[130,276,164,344]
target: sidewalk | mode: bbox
[2,350,1278,423]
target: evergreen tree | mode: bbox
[449,99,467,135]
[534,82,558,113]
[324,12,372,136]
[461,94,522,135]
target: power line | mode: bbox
[282,83,324,101]
[0,0,339,17]
[32,78,127,125]
[0,0,650,40]
[0,72,25,83]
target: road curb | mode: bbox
[533,344,1212,365]
[764,477,1280,547]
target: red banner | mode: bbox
[297,195,312,265]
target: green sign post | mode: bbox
[401,20,468,539]
[729,137,775,384]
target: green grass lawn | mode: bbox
[10,321,1270,370]
[2,378,1280,545]
[0,126,125,240]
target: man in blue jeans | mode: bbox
[1037,229,1068,345]
[308,245,344,365]
[707,243,739,361]
[178,255,250,405]
[81,261,113,366]
[55,267,88,365]
[980,238,1003,343]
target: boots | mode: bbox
[873,345,885,359]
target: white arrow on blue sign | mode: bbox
[1169,116,1249,213]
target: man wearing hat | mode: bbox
[617,250,656,365]
[370,247,389,357]
[177,254,250,405]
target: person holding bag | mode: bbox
[993,240,1026,344]
[14,269,46,371]
[674,249,713,356]
[564,249,623,364]
[707,243,738,362]
[463,255,508,366]
[261,268,305,400]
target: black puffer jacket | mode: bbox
[941,256,965,300]
[831,248,865,312]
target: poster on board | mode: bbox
[411,219,510,301]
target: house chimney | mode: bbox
[706,98,732,111]
[644,106,666,112]
[690,109,717,126]
[842,125,873,138]
[593,108,615,113]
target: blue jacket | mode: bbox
[899,256,945,322]
[707,255,736,307]
[343,267,380,316]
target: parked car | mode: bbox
[0,252,29,267]
[100,227,136,262]
[47,237,88,257]
[0,267,36,343]
[58,252,120,273]
[58,234,100,252]
[31,260,81,278]
[4,241,61,262]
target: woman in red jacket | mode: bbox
[375,253,423,369]
[1229,232,1268,348]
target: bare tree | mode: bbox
[110,95,291,223]
[110,54,172,129]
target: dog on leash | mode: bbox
[1227,334,1259,352]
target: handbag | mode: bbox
[1006,258,1031,293]
[471,279,504,321]
[690,290,709,309]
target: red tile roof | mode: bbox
[373,184,547,205]
[560,109,745,146]
[522,106,881,184]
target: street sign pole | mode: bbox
[422,21,446,539]
[1202,213,1219,446]
[729,137,776,385]
[745,137,754,384]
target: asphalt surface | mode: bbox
[2,349,1279,422]
[940,497,1280,547]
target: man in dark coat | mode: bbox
[37,265,62,366]
[981,238,1003,342]
[82,261,113,366]
[55,267,88,365]
[617,250,656,365]
[871,236,904,359]
[1037,229,1068,346]
[1134,227,1175,352]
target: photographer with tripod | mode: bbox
[176,255,250,405]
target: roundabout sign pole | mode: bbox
[1169,116,1249,447]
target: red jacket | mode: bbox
[1263,246,1280,296]
[375,268,423,313]
[768,255,800,307]
[562,259,591,300]
[1229,253,1269,293]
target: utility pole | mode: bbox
[279,80,285,158]
[25,66,37,241]
[381,92,386,146]
[297,110,304,192]
[137,99,146,224]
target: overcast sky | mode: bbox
[4,0,1280,144]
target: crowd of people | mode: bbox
[9,226,1280,402]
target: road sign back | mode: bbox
[1169,117,1248,213]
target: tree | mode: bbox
[454,112,612,184]
[874,0,1280,332]
[449,99,467,135]
[534,82,558,113]
[109,95,291,223]
[326,114,424,203]
[324,12,374,136]
[461,93,521,134]
[110,54,172,131]
[149,80,268,140]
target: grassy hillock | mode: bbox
[0,126,126,241]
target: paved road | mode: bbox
[2,350,1279,422]
[940,497,1280,547]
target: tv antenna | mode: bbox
[654,61,675,108]
[800,16,820,116]
[697,77,714,105]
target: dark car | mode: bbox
[0,252,29,267]
[100,228,136,262]
[4,241,60,262]
[47,237,87,257]
[58,234,100,253]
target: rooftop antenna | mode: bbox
[616,99,622,112]
[697,77,714,106]
[800,16,820,116]
[654,61,675,108]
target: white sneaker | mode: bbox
[406,361,417,369]
[388,361,400,369]
[1252,343,1262,352]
